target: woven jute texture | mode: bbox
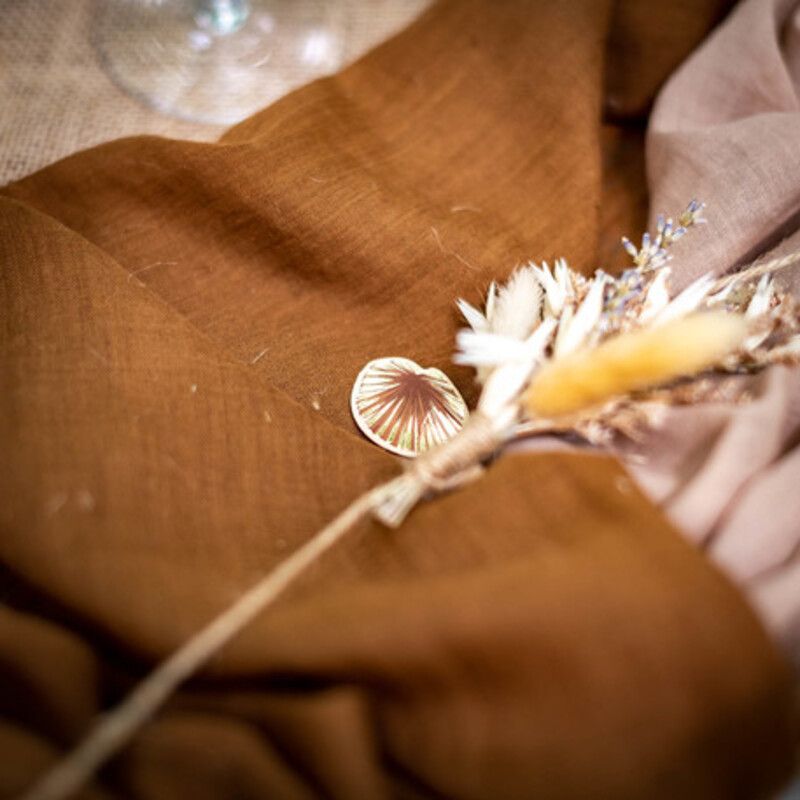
[0,0,430,185]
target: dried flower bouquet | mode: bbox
[454,200,800,448]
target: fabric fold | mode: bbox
[1,1,796,798]
[634,0,800,666]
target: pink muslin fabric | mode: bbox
[632,0,800,665]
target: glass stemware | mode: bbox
[94,0,348,125]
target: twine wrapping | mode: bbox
[373,411,502,527]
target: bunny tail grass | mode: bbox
[525,313,748,418]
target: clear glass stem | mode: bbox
[196,0,250,36]
[93,0,346,125]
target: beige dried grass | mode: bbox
[525,313,747,418]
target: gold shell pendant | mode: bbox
[350,357,468,457]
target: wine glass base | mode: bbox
[94,0,347,126]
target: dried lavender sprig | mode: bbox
[678,198,707,228]
[621,199,706,271]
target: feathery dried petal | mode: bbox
[456,298,489,332]
[485,281,497,323]
[554,272,607,356]
[491,265,543,339]
[477,319,557,418]
[555,258,575,297]
[743,276,776,350]
[639,269,671,323]
[655,274,715,324]
[454,331,533,367]
[553,304,574,355]
[746,275,773,319]
[532,261,567,317]
[455,303,558,368]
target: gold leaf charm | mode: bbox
[350,357,468,457]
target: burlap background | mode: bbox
[0,0,431,185]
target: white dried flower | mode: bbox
[531,260,569,317]
[553,271,607,356]
[456,298,489,333]
[639,268,671,323]
[655,274,715,325]
[745,275,774,319]
[742,275,775,351]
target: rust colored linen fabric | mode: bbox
[0,1,795,799]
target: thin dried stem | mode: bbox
[18,480,402,800]
[712,250,800,292]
